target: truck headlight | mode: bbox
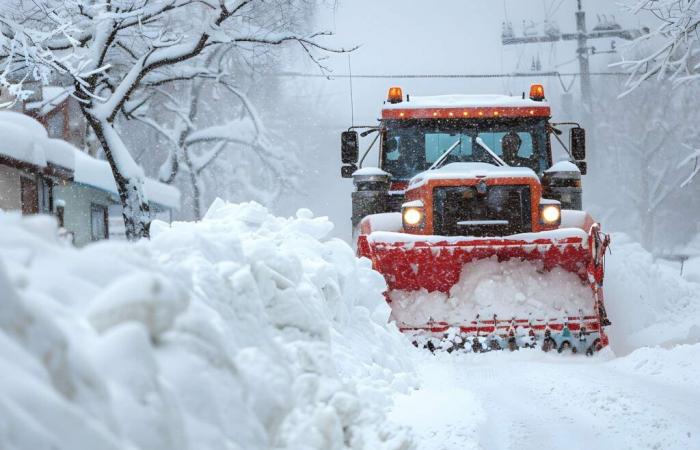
[540,204,561,225]
[402,207,424,227]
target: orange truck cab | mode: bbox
[341,85,588,236]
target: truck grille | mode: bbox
[433,185,532,237]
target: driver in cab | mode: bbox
[500,131,535,169]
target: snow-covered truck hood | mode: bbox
[408,162,539,189]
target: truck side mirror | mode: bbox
[570,127,586,160]
[341,164,357,178]
[341,131,359,164]
[574,160,587,175]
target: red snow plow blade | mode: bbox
[357,226,611,353]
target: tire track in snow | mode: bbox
[389,349,700,450]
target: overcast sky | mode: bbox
[304,0,647,124]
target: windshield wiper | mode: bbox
[428,138,462,170]
[475,137,507,167]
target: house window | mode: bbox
[56,204,65,228]
[38,178,53,213]
[90,204,108,241]
[46,109,66,139]
[20,176,39,215]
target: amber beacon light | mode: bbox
[529,84,545,101]
[387,86,403,104]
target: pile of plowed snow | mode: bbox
[389,257,593,327]
[0,200,415,450]
[605,233,700,354]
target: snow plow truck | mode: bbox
[340,84,610,354]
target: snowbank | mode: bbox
[0,202,415,450]
[605,233,700,354]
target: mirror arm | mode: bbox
[547,124,563,136]
[348,125,380,132]
[550,127,574,160]
[358,132,381,168]
[551,121,582,128]
[360,128,379,137]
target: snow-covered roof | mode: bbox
[383,94,549,110]
[408,162,539,189]
[0,111,180,210]
[74,152,180,210]
[0,111,68,169]
[25,86,72,116]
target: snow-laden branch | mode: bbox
[617,0,700,94]
[679,144,700,187]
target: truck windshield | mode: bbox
[382,118,549,180]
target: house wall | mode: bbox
[0,165,23,211]
[107,203,173,241]
[53,183,115,247]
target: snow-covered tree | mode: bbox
[587,79,700,251]
[619,0,700,89]
[129,34,303,219]
[0,0,351,239]
[617,0,700,186]
[134,73,297,218]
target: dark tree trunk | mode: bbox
[84,114,152,240]
[182,147,202,219]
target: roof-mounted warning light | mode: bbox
[388,86,403,104]
[529,84,545,101]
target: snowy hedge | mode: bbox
[0,201,415,450]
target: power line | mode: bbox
[501,0,647,106]
[269,71,628,79]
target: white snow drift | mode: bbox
[0,201,415,450]
[605,233,700,354]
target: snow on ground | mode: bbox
[2,205,700,450]
[605,233,700,354]
[390,347,700,450]
[0,201,415,450]
[389,257,593,327]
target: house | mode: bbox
[65,150,180,244]
[0,111,180,246]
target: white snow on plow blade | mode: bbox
[369,227,589,245]
[390,257,593,327]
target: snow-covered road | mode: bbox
[390,347,700,450]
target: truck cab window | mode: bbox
[382,119,548,180]
[425,133,473,163]
[477,131,534,158]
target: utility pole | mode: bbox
[575,0,591,103]
[501,0,648,107]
